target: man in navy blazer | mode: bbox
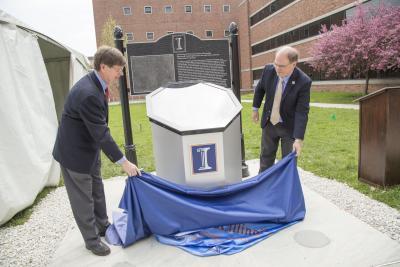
[53,46,141,256]
[252,46,311,173]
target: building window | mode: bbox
[204,5,211,13]
[251,10,346,56]
[292,62,400,82]
[185,5,192,13]
[250,0,296,26]
[123,7,132,16]
[146,32,154,40]
[223,4,230,13]
[224,30,230,37]
[167,31,174,34]
[164,5,173,13]
[187,31,194,35]
[144,6,152,14]
[308,22,319,36]
[205,30,213,38]
[126,32,134,42]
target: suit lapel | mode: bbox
[282,67,299,101]
[270,74,279,96]
[89,71,109,122]
[89,71,104,94]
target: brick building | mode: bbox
[237,0,400,92]
[92,0,400,93]
[92,0,240,43]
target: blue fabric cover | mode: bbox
[106,152,305,256]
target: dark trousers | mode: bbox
[61,160,109,247]
[259,121,295,173]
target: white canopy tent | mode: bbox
[0,10,90,225]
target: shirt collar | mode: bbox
[282,74,291,84]
[278,71,293,88]
[94,70,107,92]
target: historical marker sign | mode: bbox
[126,33,231,94]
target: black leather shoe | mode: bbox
[86,241,111,256]
[98,222,111,237]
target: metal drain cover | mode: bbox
[294,230,331,248]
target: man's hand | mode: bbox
[292,139,303,156]
[252,110,259,123]
[122,160,141,177]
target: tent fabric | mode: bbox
[106,152,305,255]
[70,54,90,87]
[0,22,59,224]
[0,10,89,225]
[0,10,31,29]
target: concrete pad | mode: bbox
[50,162,400,267]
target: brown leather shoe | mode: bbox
[86,241,111,256]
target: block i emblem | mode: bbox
[191,144,217,174]
[172,33,186,53]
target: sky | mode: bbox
[0,0,97,56]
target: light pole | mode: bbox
[229,22,250,177]
[114,25,138,165]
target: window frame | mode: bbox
[223,4,230,13]
[144,6,152,14]
[126,32,134,42]
[164,5,173,14]
[224,30,230,37]
[123,6,132,16]
[146,32,154,40]
[204,4,212,13]
[184,5,192,13]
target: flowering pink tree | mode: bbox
[309,3,400,94]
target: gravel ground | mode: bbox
[0,169,399,267]
[0,187,74,267]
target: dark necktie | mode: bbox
[105,87,109,102]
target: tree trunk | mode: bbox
[364,70,370,95]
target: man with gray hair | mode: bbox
[53,46,141,256]
[252,46,311,172]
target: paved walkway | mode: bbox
[241,99,359,109]
[50,160,400,267]
[308,102,359,109]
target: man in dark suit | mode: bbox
[252,46,311,173]
[53,46,141,256]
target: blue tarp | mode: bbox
[106,152,306,256]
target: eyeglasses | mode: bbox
[273,62,292,68]
[109,65,124,75]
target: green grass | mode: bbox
[102,103,155,178]
[241,91,364,104]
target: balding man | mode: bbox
[252,46,311,173]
